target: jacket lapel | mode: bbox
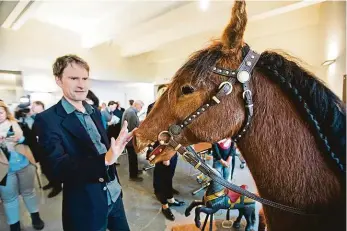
[90,110,110,149]
[56,101,98,154]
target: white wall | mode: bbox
[0,89,16,104]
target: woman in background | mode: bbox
[0,101,44,231]
[212,138,237,181]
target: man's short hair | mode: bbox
[53,54,90,79]
[108,101,117,106]
[33,101,45,110]
[129,99,134,106]
[134,100,144,107]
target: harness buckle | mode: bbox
[218,81,233,95]
[242,90,252,99]
[157,131,172,146]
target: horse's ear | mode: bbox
[221,0,247,50]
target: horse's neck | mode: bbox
[238,73,343,210]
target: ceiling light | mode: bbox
[321,59,336,66]
[200,0,209,12]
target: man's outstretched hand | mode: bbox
[105,121,135,165]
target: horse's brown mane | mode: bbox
[257,51,346,172]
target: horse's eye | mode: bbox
[181,85,195,95]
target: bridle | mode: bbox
[147,46,317,215]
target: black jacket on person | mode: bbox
[17,121,42,162]
[147,102,155,115]
[33,100,121,231]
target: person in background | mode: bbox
[34,54,133,231]
[147,85,184,221]
[31,101,45,117]
[212,138,237,181]
[113,102,124,121]
[85,90,99,107]
[128,99,134,107]
[0,101,44,231]
[122,100,144,181]
[100,102,107,111]
[107,101,120,139]
[86,90,112,129]
[100,102,112,129]
[110,102,124,142]
[29,101,63,198]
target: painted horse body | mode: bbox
[185,179,256,231]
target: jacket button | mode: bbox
[103,186,107,191]
[99,178,104,183]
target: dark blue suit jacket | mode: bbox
[34,100,121,231]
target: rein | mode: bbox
[149,47,318,216]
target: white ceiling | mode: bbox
[0,0,326,57]
[32,1,189,48]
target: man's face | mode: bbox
[109,104,117,112]
[134,103,143,112]
[55,63,89,103]
[31,103,44,114]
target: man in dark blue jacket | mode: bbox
[33,55,133,231]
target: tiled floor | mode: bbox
[0,153,261,231]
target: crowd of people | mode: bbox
[0,54,241,231]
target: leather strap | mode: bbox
[176,146,319,216]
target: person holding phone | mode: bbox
[0,101,44,231]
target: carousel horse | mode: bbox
[185,170,256,231]
[134,1,346,230]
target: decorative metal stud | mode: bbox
[232,72,236,75]
[237,71,250,83]
[251,55,255,59]
[243,129,246,132]
[192,115,196,118]
[180,125,184,128]
[197,112,200,115]
[246,61,252,66]
[225,71,229,74]
[188,118,192,121]
[184,121,188,125]
[201,108,205,111]
[238,135,242,138]
[218,69,222,73]
[213,67,217,70]
[206,104,210,107]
